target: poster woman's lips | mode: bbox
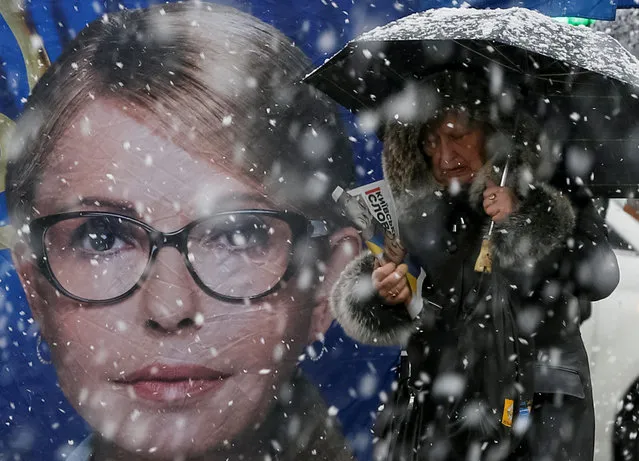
[115,364,231,402]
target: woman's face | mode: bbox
[16,99,343,458]
[423,111,486,186]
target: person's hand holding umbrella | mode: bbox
[483,180,519,223]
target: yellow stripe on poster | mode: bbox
[364,241,417,293]
[0,225,16,250]
[0,3,51,193]
[0,113,15,192]
[0,2,50,90]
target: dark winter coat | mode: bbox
[330,119,620,460]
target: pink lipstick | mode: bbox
[115,364,230,402]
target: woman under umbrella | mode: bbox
[331,71,620,461]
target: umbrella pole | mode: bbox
[474,159,510,273]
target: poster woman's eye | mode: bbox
[225,225,269,250]
[70,217,136,254]
[187,214,293,298]
[197,217,270,252]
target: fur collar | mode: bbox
[380,119,551,218]
[379,118,576,270]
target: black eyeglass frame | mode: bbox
[27,209,331,305]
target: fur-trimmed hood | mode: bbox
[379,114,576,269]
[376,69,563,218]
[381,116,549,212]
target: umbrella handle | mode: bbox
[486,159,510,238]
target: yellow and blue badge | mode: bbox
[518,399,533,422]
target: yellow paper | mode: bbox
[502,399,514,427]
[366,241,417,293]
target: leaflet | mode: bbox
[332,180,423,303]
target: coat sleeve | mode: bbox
[567,197,619,301]
[491,182,576,270]
[492,183,619,301]
[330,252,427,347]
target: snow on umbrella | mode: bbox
[592,8,639,58]
[304,7,639,197]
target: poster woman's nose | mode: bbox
[141,246,203,334]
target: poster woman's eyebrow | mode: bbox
[72,197,137,213]
[219,192,272,207]
[191,192,276,213]
[67,193,275,214]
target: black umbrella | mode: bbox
[593,9,639,59]
[304,7,639,197]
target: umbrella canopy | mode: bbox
[442,0,632,20]
[305,7,639,197]
[593,8,639,58]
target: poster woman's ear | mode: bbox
[308,227,362,343]
[11,236,48,334]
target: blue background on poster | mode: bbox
[0,0,631,460]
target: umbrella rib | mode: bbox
[318,75,372,111]
[570,138,632,141]
[381,62,418,88]
[537,70,590,78]
[481,42,525,73]
[452,40,523,74]
[308,48,374,111]
[454,40,601,85]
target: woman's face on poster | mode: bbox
[16,98,332,458]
